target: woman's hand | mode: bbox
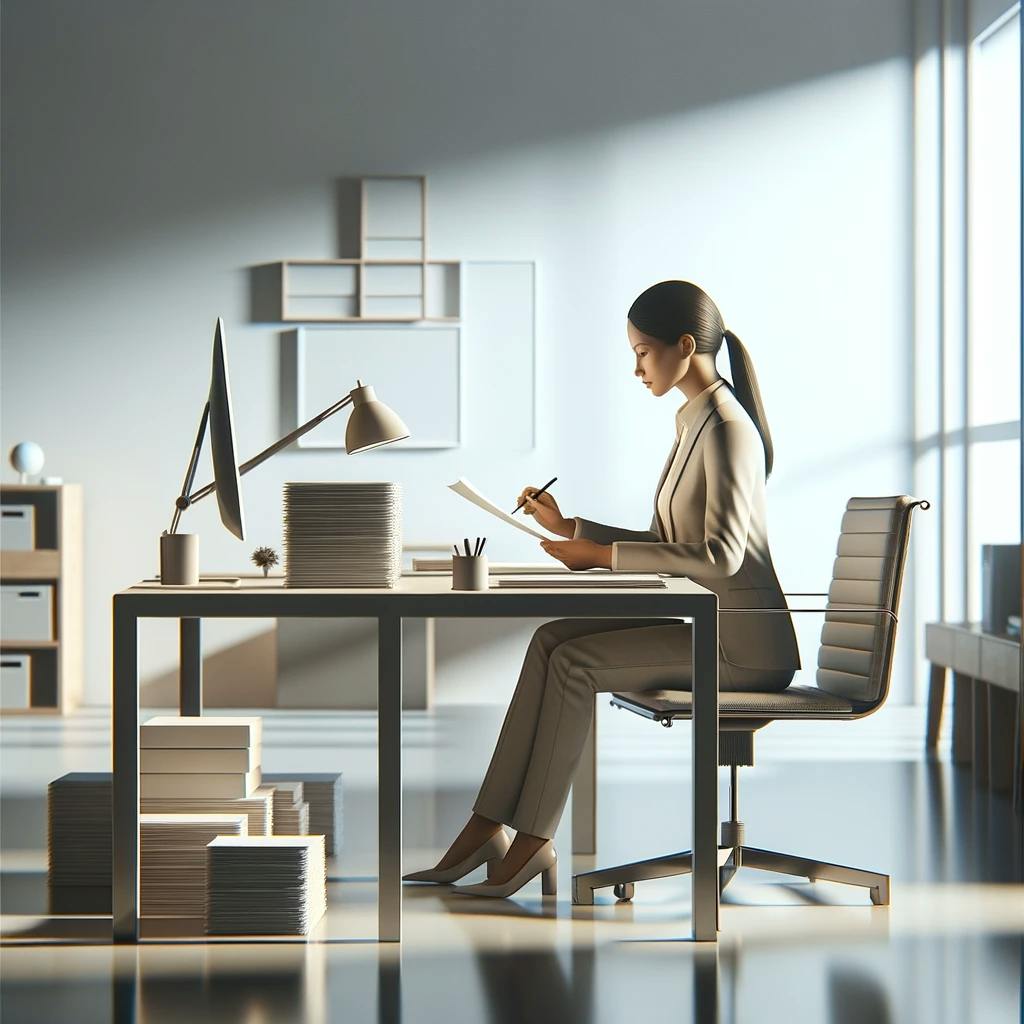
[518,485,574,538]
[540,539,613,571]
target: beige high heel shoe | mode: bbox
[450,842,557,898]
[402,829,511,884]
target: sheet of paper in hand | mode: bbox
[447,478,548,540]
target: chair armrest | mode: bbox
[718,606,898,625]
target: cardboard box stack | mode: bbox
[140,716,262,798]
[139,716,274,835]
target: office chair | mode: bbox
[572,495,929,908]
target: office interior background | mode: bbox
[0,1,1020,1022]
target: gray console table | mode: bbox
[925,622,1022,804]
[112,575,720,943]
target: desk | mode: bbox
[925,622,1022,804]
[112,575,719,942]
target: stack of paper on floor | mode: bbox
[264,773,343,855]
[140,813,247,918]
[140,716,262,798]
[141,789,274,836]
[270,782,309,835]
[206,836,326,936]
[48,773,112,913]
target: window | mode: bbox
[966,8,1021,622]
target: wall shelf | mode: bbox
[277,176,462,324]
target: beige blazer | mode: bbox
[573,380,800,672]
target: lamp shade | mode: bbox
[344,382,410,454]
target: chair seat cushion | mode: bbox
[612,684,860,719]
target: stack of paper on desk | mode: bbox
[264,772,343,855]
[140,716,262,800]
[206,835,327,936]
[140,813,247,918]
[495,573,666,588]
[270,782,310,836]
[284,481,401,587]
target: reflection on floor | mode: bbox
[1,704,1021,1023]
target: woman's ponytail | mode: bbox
[723,329,774,479]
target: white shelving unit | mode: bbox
[0,485,83,714]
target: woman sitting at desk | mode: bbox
[404,280,800,898]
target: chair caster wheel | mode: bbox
[614,883,634,901]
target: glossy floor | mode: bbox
[1,704,1021,1023]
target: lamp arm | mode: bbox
[184,393,355,507]
[168,402,211,534]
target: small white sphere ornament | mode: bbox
[10,441,45,483]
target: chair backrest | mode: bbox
[815,496,929,705]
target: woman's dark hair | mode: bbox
[627,280,774,478]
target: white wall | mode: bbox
[1,0,916,706]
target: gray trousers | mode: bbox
[473,618,793,840]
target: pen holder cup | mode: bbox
[452,555,489,591]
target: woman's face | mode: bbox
[628,321,693,398]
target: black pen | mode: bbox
[512,476,558,515]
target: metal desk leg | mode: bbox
[691,602,719,941]
[378,616,403,942]
[179,617,202,716]
[571,710,597,856]
[112,598,140,943]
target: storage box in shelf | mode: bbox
[1,505,35,550]
[1,653,30,708]
[2,583,55,641]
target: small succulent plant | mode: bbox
[251,546,279,577]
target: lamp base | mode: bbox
[160,533,199,586]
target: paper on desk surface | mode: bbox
[447,477,548,540]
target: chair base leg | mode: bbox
[572,850,692,906]
[739,846,890,906]
[572,847,734,906]
[571,845,889,907]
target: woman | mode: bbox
[404,281,800,898]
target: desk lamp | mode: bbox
[160,318,410,585]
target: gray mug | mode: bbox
[452,555,489,591]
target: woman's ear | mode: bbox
[676,333,696,358]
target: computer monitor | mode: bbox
[208,319,245,541]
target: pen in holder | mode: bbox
[452,554,489,591]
